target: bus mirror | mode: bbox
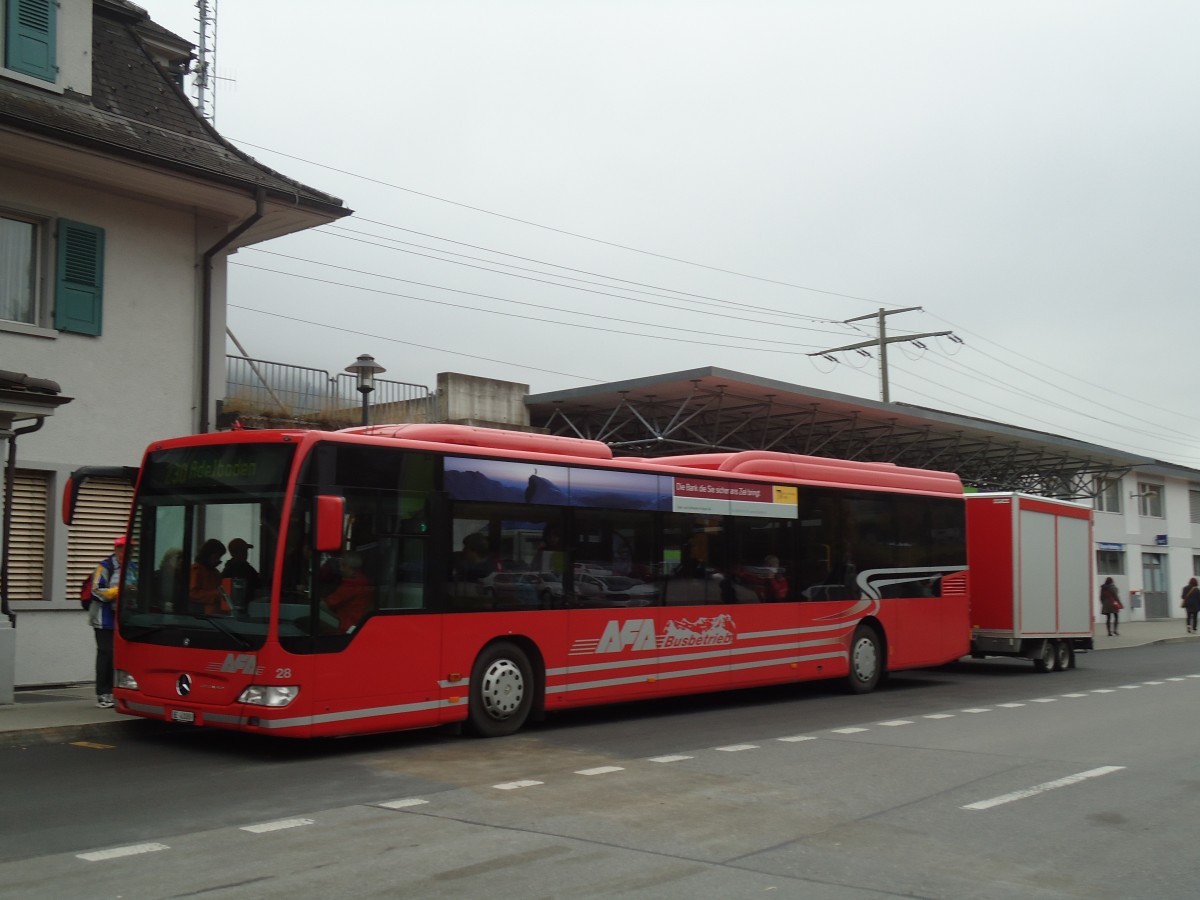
[315,496,345,553]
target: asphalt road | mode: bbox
[2,645,1198,899]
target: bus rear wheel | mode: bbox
[467,641,534,737]
[847,625,884,694]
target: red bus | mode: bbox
[107,424,969,738]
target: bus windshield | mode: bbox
[119,442,296,650]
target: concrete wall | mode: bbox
[438,372,531,428]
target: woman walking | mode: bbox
[1099,577,1122,636]
[1181,577,1200,633]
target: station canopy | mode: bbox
[526,367,1154,500]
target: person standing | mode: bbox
[1099,576,1122,636]
[89,536,133,708]
[1181,577,1200,633]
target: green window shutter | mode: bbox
[55,220,105,336]
[5,0,57,82]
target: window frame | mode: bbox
[1136,482,1164,519]
[0,209,48,333]
[1095,476,1122,514]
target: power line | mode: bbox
[230,138,883,305]
[229,262,825,355]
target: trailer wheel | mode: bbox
[1053,641,1072,671]
[847,625,883,694]
[1033,640,1055,673]
[466,641,534,737]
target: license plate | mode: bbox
[171,709,196,724]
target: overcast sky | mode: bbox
[136,1,1200,467]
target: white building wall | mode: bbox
[2,172,228,686]
[1093,469,1200,623]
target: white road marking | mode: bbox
[494,780,543,790]
[241,818,314,834]
[962,766,1125,811]
[1166,677,1186,682]
[576,766,624,775]
[649,754,693,763]
[831,727,868,734]
[1061,693,1088,698]
[777,735,816,743]
[924,714,954,720]
[997,703,1025,708]
[878,720,913,727]
[961,708,990,713]
[716,743,760,751]
[1143,681,1165,685]
[1030,698,1057,703]
[1092,689,1117,693]
[77,843,169,862]
[378,798,429,810]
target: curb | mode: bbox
[0,718,136,750]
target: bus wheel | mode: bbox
[467,642,533,737]
[1053,640,1072,671]
[1033,640,1055,672]
[847,625,883,694]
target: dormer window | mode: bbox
[4,0,57,82]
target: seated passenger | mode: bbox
[323,552,374,633]
[189,539,229,616]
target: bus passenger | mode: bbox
[454,533,497,582]
[323,552,374,633]
[189,539,229,616]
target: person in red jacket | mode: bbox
[323,552,375,633]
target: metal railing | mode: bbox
[224,356,436,428]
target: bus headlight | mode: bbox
[115,670,139,691]
[237,685,300,707]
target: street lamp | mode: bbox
[344,354,385,426]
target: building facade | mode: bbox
[0,0,348,687]
[1092,464,1200,624]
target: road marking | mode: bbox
[878,720,913,727]
[77,843,169,862]
[69,741,114,750]
[378,798,429,810]
[961,708,990,713]
[494,780,543,790]
[831,727,868,734]
[1166,677,1186,682]
[1143,681,1165,685]
[241,818,314,834]
[997,703,1025,708]
[1061,693,1088,698]
[778,735,816,743]
[924,714,954,719]
[716,743,760,751]
[962,766,1125,811]
[649,754,693,763]
[1030,698,1057,703]
[1092,689,1116,693]
[1118,685,1140,689]
[576,766,624,775]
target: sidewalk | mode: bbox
[2,620,1197,748]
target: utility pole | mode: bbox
[809,307,954,403]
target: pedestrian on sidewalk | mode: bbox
[88,536,135,708]
[1099,577,1122,636]
[1181,577,1200,633]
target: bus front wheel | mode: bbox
[467,641,534,737]
[847,625,884,694]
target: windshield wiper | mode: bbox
[199,614,251,649]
